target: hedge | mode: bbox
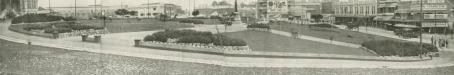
[44,28,72,33]
[211,35,247,46]
[22,22,103,32]
[12,14,75,24]
[247,23,271,29]
[144,30,247,46]
[308,24,338,28]
[178,19,204,24]
[362,40,438,56]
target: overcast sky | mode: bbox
[38,0,256,10]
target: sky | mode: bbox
[38,0,256,10]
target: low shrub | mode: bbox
[209,16,222,19]
[179,19,204,24]
[362,40,438,56]
[12,14,68,24]
[144,30,247,46]
[144,29,213,42]
[44,28,72,33]
[176,35,213,44]
[190,17,209,19]
[247,23,270,29]
[23,24,50,31]
[212,35,247,46]
[308,24,338,28]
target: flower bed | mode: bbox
[137,41,251,54]
[361,40,438,57]
[144,29,247,46]
[177,19,204,24]
[247,23,271,32]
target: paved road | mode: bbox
[1,20,454,69]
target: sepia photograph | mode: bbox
[0,0,453,75]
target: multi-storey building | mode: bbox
[392,0,453,33]
[257,0,289,20]
[20,0,38,14]
[373,0,400,29]
[128,3,183,18]
[333,0,378,24]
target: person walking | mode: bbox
[431,36,434,45]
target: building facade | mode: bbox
[127,3,183,18]
[52,5,125,19]
[392,0,453,33]
[20,0,38,14]
[333,0,378,24]
[257,0,289,20]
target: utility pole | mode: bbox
[419,0,423,59]
[74,0,77,21]
[147,0,150,19]
[48,0,51,13]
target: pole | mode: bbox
[74,0,77,20]
[147,0,150,19]
[419,0,423,59]
[48,0,51,13]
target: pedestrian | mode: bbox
[446,40,449,48]
[439,39,443,47]
[431,36,434,45]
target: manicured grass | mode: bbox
[78,19,194,33]
[221,31,375,56]
[0,38,453,75]
[270,22,405,44]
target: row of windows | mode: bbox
[335,5,377,15]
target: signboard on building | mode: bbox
[424,14,448,19]
[268,0,288,12]
[422,22,449,27]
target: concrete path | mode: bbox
[1,20,454,69]
[334,25,453,52]
[270,30,362,48]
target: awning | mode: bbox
[379,3,398,8]
[373,15,394,21]
[395,24,419,28]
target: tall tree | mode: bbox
[129,11,138,16]
[192,10,200,17]
[114,9,129,16]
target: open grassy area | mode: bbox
[270,22,404,44]
[0,38,453,75]
[78,19,194,33]
[221,31,375,56]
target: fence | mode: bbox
[247,28,271,32]
[57,29,109,38]
[138,41,252,54]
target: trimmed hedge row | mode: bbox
[12,14,75,24]
[22,22,104,33]
[362,40,438,56]
[178,19,204,24]
[308,24,338,28]
[144,30,247,46]
[247,23,270,29]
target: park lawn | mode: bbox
[270,22,404,44]
[221,31,375,56]
[78,19,194,33]
[0,39,454,75]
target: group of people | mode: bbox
[431,36,449,48]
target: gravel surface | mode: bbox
[0,39,453,75]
